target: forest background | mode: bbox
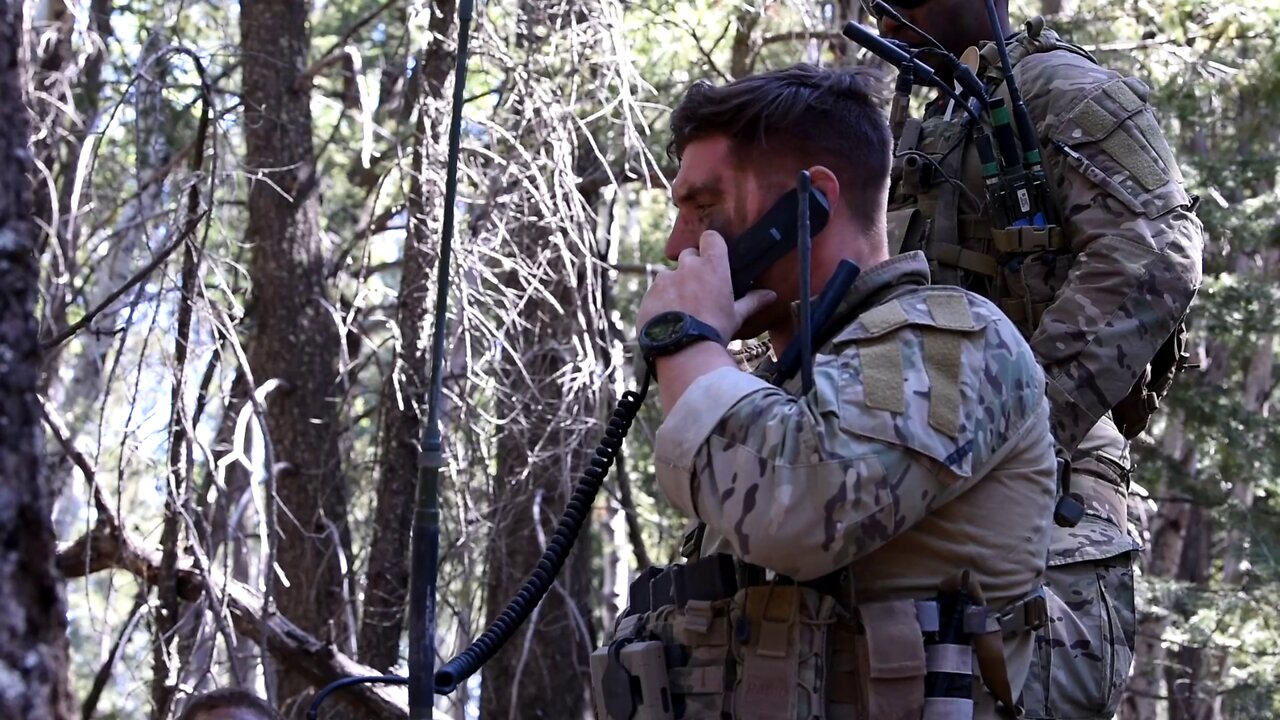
[1,0,1277,718]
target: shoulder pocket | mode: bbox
[1050,77,1189,219]
[831,291,993,479]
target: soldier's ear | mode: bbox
[806,165,840,210]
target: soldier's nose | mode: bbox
[665,232,693,262]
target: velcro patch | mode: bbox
[858,300,910,336]
[925,292,976,331]
[1102,78,1145,113]
[1070,98,1117,142]
[1099,122,1168,191]
[859,336,905,414]
[923,328,965,438]
[1070,83,1170,192]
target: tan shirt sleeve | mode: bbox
[654,367,774,518]
[653,298,1050,582]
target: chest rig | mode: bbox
[889,20,1096,338]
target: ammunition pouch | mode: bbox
[991,223,1071,338]
[992,225,1064,255]
[593,557,1047,720]
[591,635,675,720]
[594,563,853,719]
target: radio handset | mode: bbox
[727,186,831,299]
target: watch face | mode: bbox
[645,313,686,343]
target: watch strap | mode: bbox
[640,311,724,363]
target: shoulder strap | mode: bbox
[978,18,1099,87]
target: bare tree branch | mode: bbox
[294,0,400,92]
[153,46,214,719]
[45,388,404,716]
[748,30,848,69]
[39,207,210,351]
[81,593,148,720]
[57,523,409,718]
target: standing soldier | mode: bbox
[865,0,1204,716]
[593,65,1059,720]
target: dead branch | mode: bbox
[576,163,672,197]
[81,592,148,720]
[150,48,215,718]
[295,0,400,92]
[748,29,848,69]
[210,305,286,704]
[44,390,401,716]
[39,207,210,351]
[38,395,113,518]
[57,522,409,717]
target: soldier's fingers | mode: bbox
[699,230,728,263]
[677,247,699,266]
[734,288,777,321]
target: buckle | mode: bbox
[680,523,705,559]
[997,587,1048,635]
[601,637,639,720]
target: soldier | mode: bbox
[592,65,1058,719]
[865,0,1205,717]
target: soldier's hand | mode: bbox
[637,230,775,341]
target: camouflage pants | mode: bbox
[1018,416,1138,719]
[1019,552,1136,719]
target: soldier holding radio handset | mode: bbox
[591,65,1058,720]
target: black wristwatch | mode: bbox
[638,311,725,364]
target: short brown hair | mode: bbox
[669,64,891,229]
[177,688,275,720]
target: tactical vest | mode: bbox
[888,17,1187,439]
[889,19,1094,305]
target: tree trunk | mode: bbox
[480,336,598,720]
[0,2,72,716]
[1039,0,1076,17]
[1121,420,1197,720]
[358,0,458,672]
[478,8,604,714]
[729,6,762,79]
[829,0,862,67]
[1166,502,1212,720]
[240,0,353,714]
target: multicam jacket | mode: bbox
[653,251,1058,717]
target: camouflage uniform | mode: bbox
[886,18,1203,718]
[623,251,1060,718]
